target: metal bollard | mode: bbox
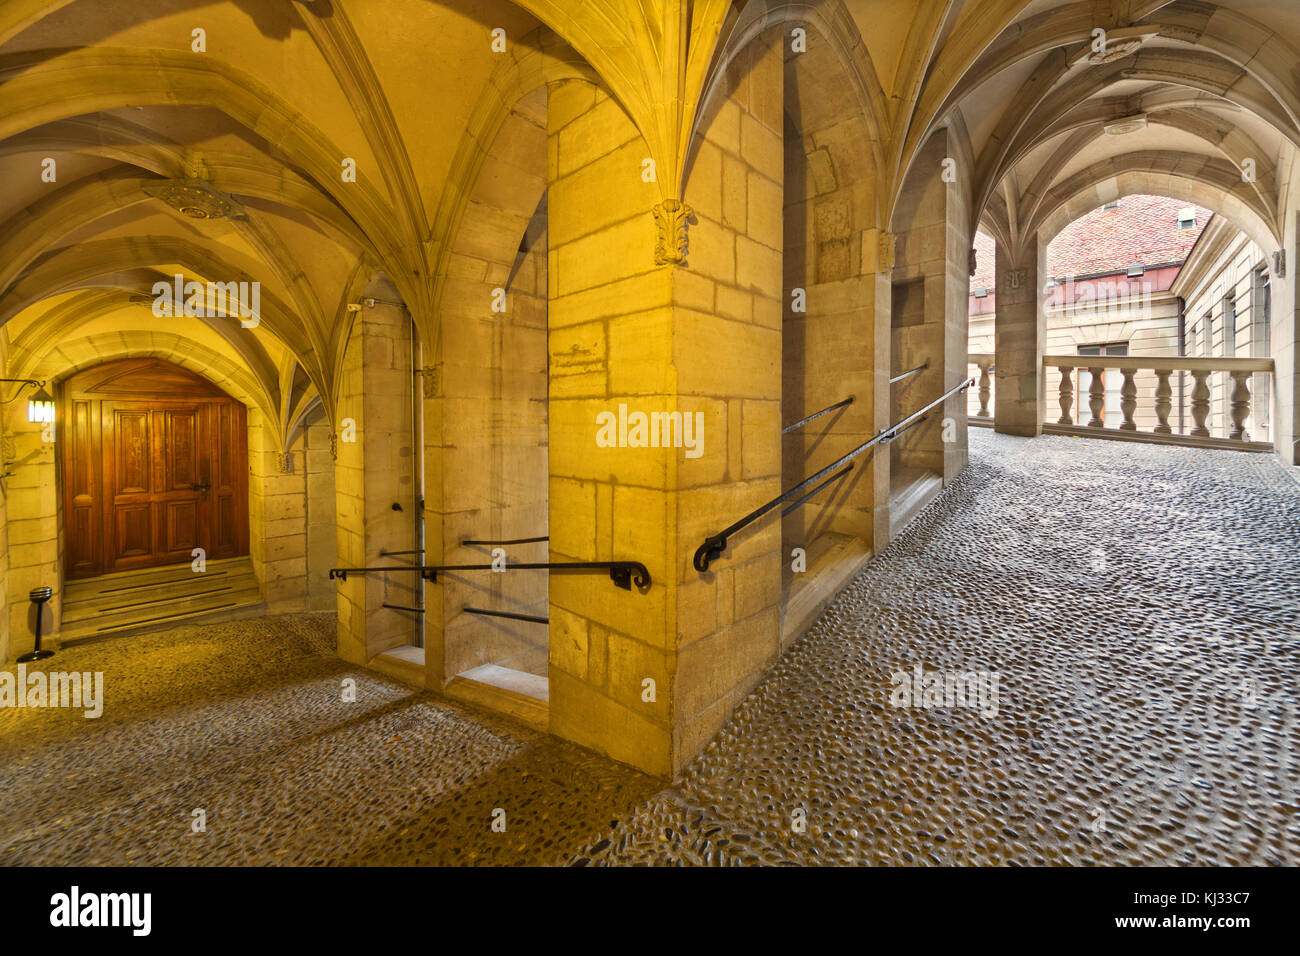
[18,586,54,663]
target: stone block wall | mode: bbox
[672,33,786,765]
[247,406,336,613]
[780,32,888,606]
[335,303,417,665]
[545,78,675,774]
[2,400,58,658]
[304,411,337,611]
[422,88,550,683]
[890,127,970,478]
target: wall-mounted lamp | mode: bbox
[0,378,54,423]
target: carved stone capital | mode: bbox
[420,365,440,399]
[653,199,693,266]
[969,247,978,277]
[1273,249,1286,277]
[878,231,896,272]
[329,432,339,460]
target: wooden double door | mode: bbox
[61,358,249,580]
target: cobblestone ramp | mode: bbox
[1,432,1297,865]
[569,432,1300,865]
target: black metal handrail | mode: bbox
[693,377,974,572]
[329,560,650,591]
[782,397,853,435]
[461,535,549,546]
[889,362,929,385]
[890,413,929,442]
[780,464,853,518]
[464,606,548,625]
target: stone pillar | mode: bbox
[246,410,308,612]
[334,298,415,664]
[1273,204,1300,464]
[304,412,338,611]
[994,235,1045,436]
[889,127,972,483]
[546,34,784,777]
[780,61,890,569]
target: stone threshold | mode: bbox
[782,533,872,647]
[445,664,549,731]
[368,644,426,689]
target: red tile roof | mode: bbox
[1045,194,1212,278]
[972,231,995,290]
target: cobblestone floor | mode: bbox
[2,431,1297,865]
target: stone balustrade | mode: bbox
[967,354,995,424]
[966,354,1275,451]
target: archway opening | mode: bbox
[55,357,258,641]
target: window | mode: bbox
[1177,207,1197,229]
[1223,295,1236,356]
[1102,200,1121,211]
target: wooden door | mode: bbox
[60,359,249,579]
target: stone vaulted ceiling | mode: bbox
[1,0,1296,450]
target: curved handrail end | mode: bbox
[693,534,727,573]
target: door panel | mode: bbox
[165,499,200,553]
[207,401,246,559]
[60,358,250,579]
[65,399,99,576]
[113,408,151,494]
[115,503,152,560]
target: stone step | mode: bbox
[445,664,549,731]
[58,556,262,644]
[62,557,255,616]
[783,532,871,645]
[59,586,265,643]
[369,645,426,689]
[889,467,943,537]
[62,571,259,621]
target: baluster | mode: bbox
[1190,369,1211,437]
[1087,366,1106,427]
[1119,367,1137,430]
[977,361,992,418]
[1153,370,1172,434]
[1057,366,1074,424]
[1229,370,1252,440]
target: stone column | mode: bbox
[889,127,972,483]
[1273,206,1299,464]
[994,235,1045,436]
[546,34,785,777]
[334,297,416,664]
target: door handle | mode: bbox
[197,481,210,501]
